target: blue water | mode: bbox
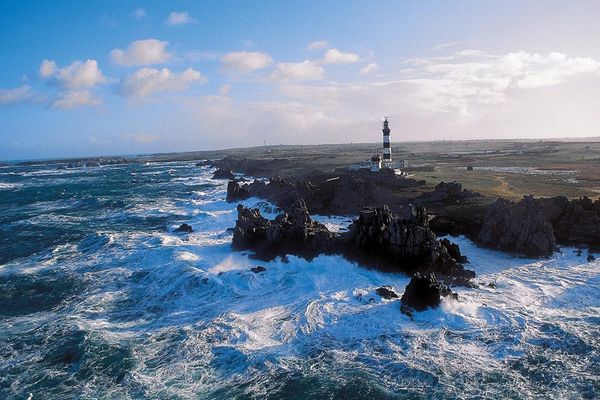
[0,162,598,399]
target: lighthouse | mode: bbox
[382,117,391,165]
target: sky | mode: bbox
[1,1,600,160]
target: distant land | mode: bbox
[7,138,599,199]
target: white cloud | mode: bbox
[52,90,101,109]
[166,11,193,25]
[110,39,172,66]
[307,40,329,50]
[359,63,379,75]
[38,59,106,109]
[118,67,206,98]
[271,60,324,81]
[322,48,360,64]
[507,51,600,88]
[132,7,146,19]
[271,50,600,135]
[221,51,273,72]
[39,59,56,78]
[39,59,106,89]
[0,85,35,106]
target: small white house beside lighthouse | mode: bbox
[347,118,406,173]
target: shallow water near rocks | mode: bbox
[0,162,598,399]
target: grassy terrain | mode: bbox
[141,139,600,199]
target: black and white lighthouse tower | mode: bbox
[382,117,391,162]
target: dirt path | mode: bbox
[488,175,514,198]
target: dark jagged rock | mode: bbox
[210,157,291,177]
[225,169,424,216]
[231,205,270,250]
[226,180,251,202]
[227,176,320,212]
[428,216,463,237]
[175,223,193,233]
[538,196,600,249]
[212,169,235,180]
[417,181,482,203]
[400,273,457,312]
[440,238,468,263]
[588,254,596,262]
[231,200,475,284]
[376,286,399,299]
[232,199,337,260]
[477,196,556,257]
[250,266,266,273]
[345,205,475,281]
[195,160,211,167]
[327,174,378,212]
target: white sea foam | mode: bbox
[0,182,22,190]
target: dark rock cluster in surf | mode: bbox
[232,199,336,260]
[232,200,475,286]
[212,169,235,180]
[400,273,457,313]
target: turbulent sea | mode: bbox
[0,161,598,400]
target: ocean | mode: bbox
[0,161,598,399]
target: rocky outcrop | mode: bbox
[538,196,600,249]
[401,273,457,312]
[210,157,291,178]
[212,169,235,180]
[376,286,399,299]
[226,170,425,216]
[440,238,468,263]
[477,196,556,256]
[326,174,378,213]
[250,266,266,273]
[175,223,193,233]
[417,181,481,204]
[231,201,475,284]
[226,180,252,202]
[232,199,337,260]
[345,205,475,282]
[227,176,320,212]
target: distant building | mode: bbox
[347,118,406,173]
[370,155,381,172]
[379,118,406,170]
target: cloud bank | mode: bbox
[111,39,173,66]
[221,51,274,72]
[118,67,206,98]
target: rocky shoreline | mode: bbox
[208,157,599,312]
[222,160,600,256]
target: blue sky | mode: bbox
[1,1,600,160]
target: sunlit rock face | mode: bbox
[232,199,337,260]
[346,205,475,282]
[477,196,556,257]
